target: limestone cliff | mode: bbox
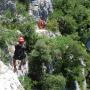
[0,0,16,14]
[0,61,24,90]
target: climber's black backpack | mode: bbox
[13,44,26,60]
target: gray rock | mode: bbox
[0,61,25,90]
[0,0,16,14]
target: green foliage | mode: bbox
[51,0,90,38]
[46,18,59,32]
[77,20,90,43]
[0,13,34,36]
[51,37,90,86]
[53,0,77,14]
[73,5,88,23]
[83,0,90,8]
[62,42,90,86]
[0,48,9,64]
[0,37,6,49]
[58,15,77,35]
[3,10,15,19]
[49,10,64,19]
[53,0,62,10]
[28,35,90,89]
[19,76,32,90]
[16,1,28,16]
[85,53,90,71]
[69,33,80,41]
[17,0,29,11]
[53,36,74,52]
[62,43,84,77]
[17,0,29,3]
[0,28,18,44]
[29,38,52,82]
[42,75,66,90]
[33,39,52,62]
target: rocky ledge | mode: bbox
[0,61,24,90]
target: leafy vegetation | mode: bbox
[42,75,66,90]
[19,76,33,90]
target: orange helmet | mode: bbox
[18,36,25,44]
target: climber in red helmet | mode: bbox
[37,18,46,29]
[13,36,26,72]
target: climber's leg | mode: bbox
[13,59,17,72]
[19,59,26,70]
[18,59,23,70]
[18,60,21,70]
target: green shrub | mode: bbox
[46,18,59,32]
[3,10,15,19]
[58,15,77,35]
[77,20,90,43]
[16,1,28,16]
[0,48,9,64]
[42,75,66,90]
[19,76,33,90]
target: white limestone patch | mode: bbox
[0,61,24,90]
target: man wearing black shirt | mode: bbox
[13,36,26,72]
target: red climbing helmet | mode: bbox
[18,36,25,44]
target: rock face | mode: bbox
[0,0,16,14]
[0,61,24,90]
[29,0,53,21]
